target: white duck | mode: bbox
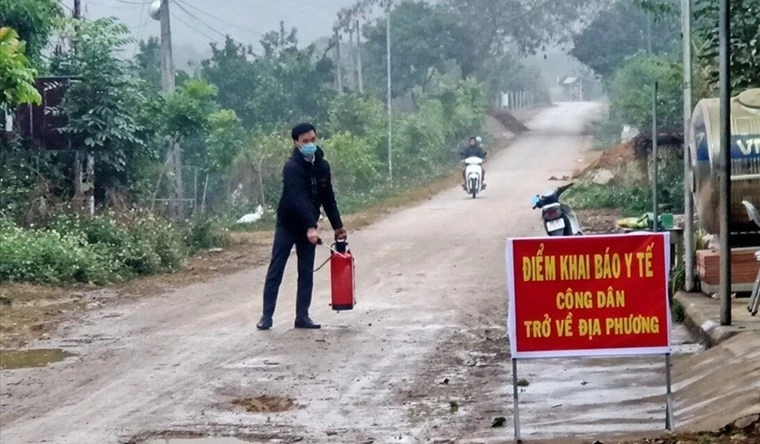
[236,205,265,224]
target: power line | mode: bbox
[169,10,218,43]
[172,1,227,39]
[175,0,264,38]
[172,1,263,54]
[58,0,74,13]
[132,0,150,57]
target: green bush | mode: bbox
[184,217,231,254]
[0,221,117,285]
[128,213,186,274]
[0,209,226,284]
[49,211,187,276]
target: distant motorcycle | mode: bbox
[463,156,485,199]
[531,182,582,236]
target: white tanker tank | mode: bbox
[689,88,760,236]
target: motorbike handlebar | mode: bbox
[556,182,575,196]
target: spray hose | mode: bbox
[312,238,349,273]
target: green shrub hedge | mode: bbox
[0,211,229,285]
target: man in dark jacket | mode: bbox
[256,123,347,331]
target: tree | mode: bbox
[247,24,335,130]
[52,18,148,190]
[0,0,62,65]
[205,109,246,173]
[693,0,760,92]
[135,37,162,92]
[0,27,41,112]
[158,78,242,174]
[441,0,601,76]
[571,0,680,79]
[608,52,683,130]
[635,0,760,92]
[200,36,258,126]
[361,1,471,99]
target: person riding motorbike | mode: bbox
[460,137,487,188]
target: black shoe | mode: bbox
[294,317,321,329]
[257,315,273,330]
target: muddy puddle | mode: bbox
[143,438,249,444]
[142,438,251,444]
[0,348,74,370]
[231,395,296,413]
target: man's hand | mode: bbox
[334,227,348,241]
[307,227,320,245]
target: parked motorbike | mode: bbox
[463,156,485,199]
[531,182,582,236]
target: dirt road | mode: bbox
[0,103,698,444]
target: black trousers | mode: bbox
[261,224,317,320]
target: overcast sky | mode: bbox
[77,0,359,65]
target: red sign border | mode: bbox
[506,232,672,359]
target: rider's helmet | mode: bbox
[475,136,483,144]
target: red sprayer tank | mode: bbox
[329,240,355,311]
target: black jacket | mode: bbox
[276,147,343,234]
[460,145,486,159]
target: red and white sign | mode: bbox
[506,232,672,359]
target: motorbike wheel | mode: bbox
[469,178,478,199]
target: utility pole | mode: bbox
[348,24,356,91]
[159,0,182,217]
[335,30,343,94]
[356,20,364,94]
[647,11,653,54]
[682,0,696,291]
[718,0,732,326]
[72,0,95,216]
[160,0,175,92]
[386,1,393,180]
[652,81,659,233]
[73,0,82,211]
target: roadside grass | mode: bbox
[564,183,651,216]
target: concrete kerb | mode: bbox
[675,291,743,348]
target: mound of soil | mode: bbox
[577,209,623,234]
[583,141,637,174]
[488,110,529,135]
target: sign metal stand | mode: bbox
[511,354,675,443]
[512,358,521,443]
